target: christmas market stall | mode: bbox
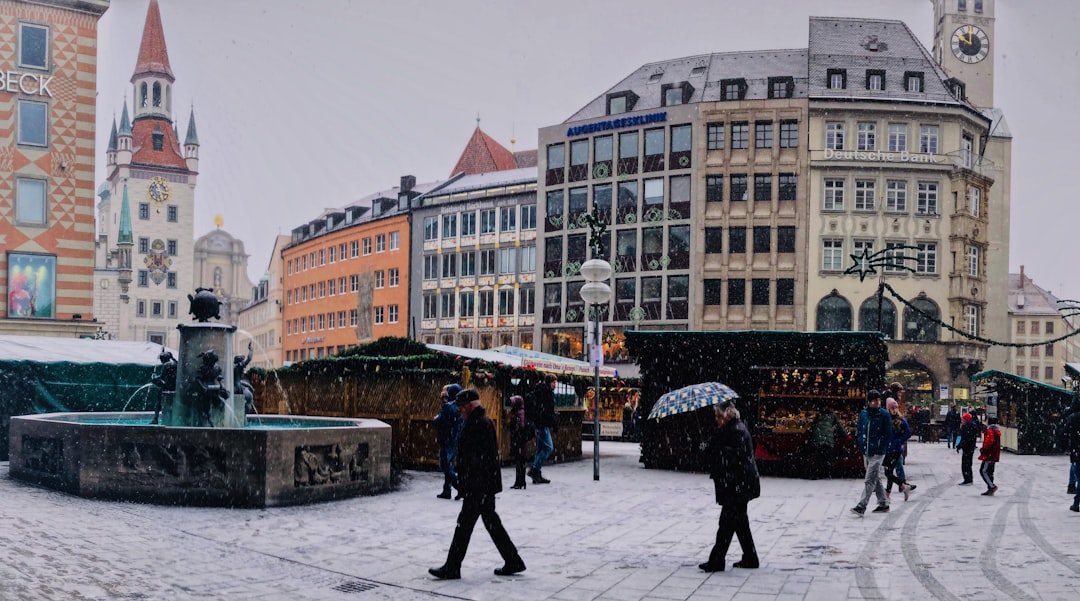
[627,330,888,476]
[971,369,1073,455]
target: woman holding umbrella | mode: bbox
[700,399,760,572]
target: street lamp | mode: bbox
[580,257,611,481]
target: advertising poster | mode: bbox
[6,253,56,319]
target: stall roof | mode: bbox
[1065,363,1080,378]
[972,369,1071,394]
[427,344,617,377]
[0,335,169,365]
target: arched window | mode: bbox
[815,290,852,331]
[859,296,897,339]
[213,267,222,289]
[152,82,161,107]
[903,296,940,342]
[140,82,148,107]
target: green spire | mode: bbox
[118,180,133,245]
[119,100,132,136]
[185,106,199,145]
[107,117,118,151]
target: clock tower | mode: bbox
[931,0,995,108]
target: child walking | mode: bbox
[979,417,1001,495]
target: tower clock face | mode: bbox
[148,176,170,204]
[951,24,989,63]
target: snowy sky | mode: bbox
[94,0,1080,302]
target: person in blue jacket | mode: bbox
[434,383,463,499]
[883,398,914,501]
[851,390,892,515]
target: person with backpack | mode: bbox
[528,374,558,484]
[433,383,463,499]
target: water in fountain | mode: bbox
[235,328,293,417]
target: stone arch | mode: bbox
[902,294,940,342]
[152,82,162,107]
[859,295,897,339]
[815,289,852,331]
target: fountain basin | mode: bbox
[8,412,391,507]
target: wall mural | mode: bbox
[6,253,56,319]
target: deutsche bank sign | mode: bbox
[822,148,943,164]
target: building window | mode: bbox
[888,123,908,152]
[730,174,748,201]
[569,139,589,181]
[969,186,981,218]
[705,227,723,253]
[459,291,475,317]
[720,78,746,100]
[374,271,384,289]
[827,68,847,89]
[329,246,336,263]
[706,175,724,202]
[351,240,359,257]
[168,301,177,319]
[18,100,48,147]
[167,272,176,288]
[480,249,496,275]
[168,205,179,225]
[19,22,49,69]
[755,121,773,149]
[754,174,772,202]
[136,300,146,316]
[440,292,455,318]
[778,227,795,253]
[965,305,978,337]
[389,231,400,250]
[866,69,885,91]
[520,246,536,272]
[779,173,797,200]
[15,178,47,225]
[779,120,798,148]
[917,181,939,215]
[752,226,771,253]
[916,243,937,273]
[1046,344,1055,358]
[727,279,745,306]
[501,207,517,232]
[376,234,386,252]
[1032,321,1041,335]
[1046,321,1055,335]
[521,205,537,230]
[886,180,907,212]
[423,255,438,280]
[479,289,495,317]
[729,227,746,253]
[499,289,515,316]
[777,279,795,305]
[817,293,853,331]
[767,76,794,99]
[329,278,336,295]
[730,122,749,149]
[441,215,457,239]
[751,279,770,305]
[607,91,637,115]
[441,254,457,278]
[424,217,438,241]
[854,180,876,211]
[481,208,497,234]
[499,248,516,274]
[135,203,148,220]
[962,134,975,169]
[822,239,844,271]
[824,178,845,211]
[460,252,477,277]
[138,270,148,287]
[707,122,725,150]
[350,309,358,326]
[919,125,939,154]
[857,122,876,151]
[958,0,967,11]
[546,143,565,186]
[704,279,722,305]
[904,72,924,93]
[389,268,399,287]
[825,121,845,150]
[643,128,665,172]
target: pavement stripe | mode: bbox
[899,480,964,601]
[979,478,1038,601]
[1015,479,1080,575]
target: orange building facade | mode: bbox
[281,211,410,362]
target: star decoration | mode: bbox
[845,247,878,282]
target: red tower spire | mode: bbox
[131,0,174,83]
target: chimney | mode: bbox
[400,175,416,194]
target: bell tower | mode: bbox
[931,0,995,108]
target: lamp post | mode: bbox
[580,258,611,481]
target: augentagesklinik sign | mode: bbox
[566,112,667,137]
[822,148,943,163]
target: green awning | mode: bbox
[972,369,1071,394]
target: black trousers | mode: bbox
[708,501,756,566]
[446,494,520,568]
[883,451,906,492]
[961,448,975,483]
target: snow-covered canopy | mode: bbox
[0,335,170,365]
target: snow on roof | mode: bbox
[0,335,170,365]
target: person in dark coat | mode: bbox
[433,383,463,499]
[883,398,914,500]
[429,389,526,580]
[978,417,1002,495]
[806,405,845,479]
[945,404,962,449]
[528,374,558,484]
[1062,397,1080,495]
[852,390,891,515]
[507,395,528,490]
[1064,403,1080,511]
[699,399,760,572]
[957,412,979,485]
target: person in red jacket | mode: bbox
[978,417,1002,496]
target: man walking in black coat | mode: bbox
[957,412,979,485]
[429,389,526,580]
[699,399,760,572]
[528,373,558,484]
[945,403,961,449]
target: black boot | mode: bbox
[428,564,460,580]
[511,462,526,489]
[494,557,527,576]
[529,468,550,484]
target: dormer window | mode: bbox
[827,68,847,90]
[606,91,638,115]
[767,76,794,99]
[152,126,164,151]
[866,70,885,91]
[904,71,925,93]
[690,66,706,77]
[719,78,747,101]
[945,77,966,101]
[648,71,663,83]
[661,82,694,106]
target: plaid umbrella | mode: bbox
[648,381,739,420]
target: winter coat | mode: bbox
[532,382,557,428]
[808,411,845,449]
[886,415,911,455]
[434,401,463,449]
[1064,408,1080,464]
[945,408,961,431]
[978,424,1002,462]
[706,418,760,506]
[959,420,979,452]
[856,406,892,456]
[455,405,503,496]
[507,396,528,460]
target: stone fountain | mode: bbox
[8,289,391,507]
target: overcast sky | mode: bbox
[94,0,1080,303]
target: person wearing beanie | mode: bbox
[882,398,914,501]
[851,389,892,515]
[978,417,1002,495]
[434,383,464,499]
[430,388,526,580]
[957,412,979,485]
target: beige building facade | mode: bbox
[193,227,254,324]
[236,235,289,369]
